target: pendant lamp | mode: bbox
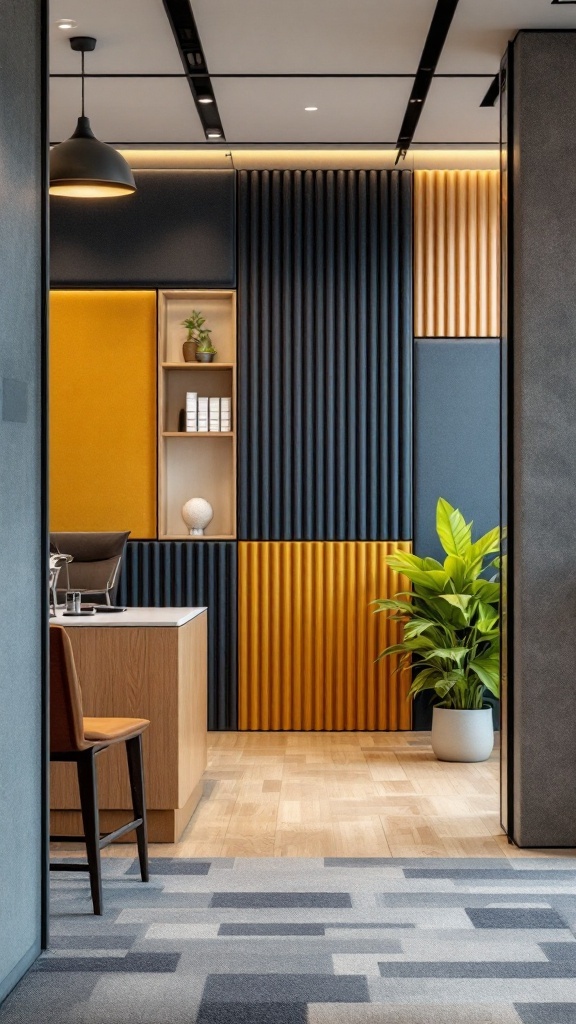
[50,36,136,199]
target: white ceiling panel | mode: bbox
[193,0,437,73]
[413,78,499,145]
[50,76,206,144]
[438,0,576,74]
[213,77,413,143]
[49,0,182,73]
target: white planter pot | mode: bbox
[431,707,494,763]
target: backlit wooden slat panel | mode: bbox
[414,170,500,338]
[239,541,412,731]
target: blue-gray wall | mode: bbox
[413,339,500,730]
[414,339,500,560]
[0,0,44,1003]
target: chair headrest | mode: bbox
[49,532,130,563]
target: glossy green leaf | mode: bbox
[436,498,472,558]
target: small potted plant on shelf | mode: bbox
[374,498,500,763]
[181,310,217,363]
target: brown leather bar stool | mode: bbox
[49,624,150,914]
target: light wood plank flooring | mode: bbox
[76,730,575,860]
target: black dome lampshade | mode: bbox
[49,37,136,199]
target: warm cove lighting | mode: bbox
[49,36,136,199]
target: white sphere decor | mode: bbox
[182,497,214,536]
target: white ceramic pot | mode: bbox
[431,707,494,763]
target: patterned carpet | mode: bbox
[4,857,576,1022]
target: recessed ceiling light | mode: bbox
[197,95,214,105]
[304,106,318,112]
[206,129,222,139]
[56,18,77,29]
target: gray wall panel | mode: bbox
[414,339,500,561]
[504,32,576,847]
[237,169,413,541]
[0,0,43,1002]
[51,169,236,287]
[117,542,237,731]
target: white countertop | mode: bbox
[52,607,207,628]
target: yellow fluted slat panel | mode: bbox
[414,170,500,338]
[239,541,412,732]
[50,291,157,537]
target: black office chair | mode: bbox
[50,531,130,606]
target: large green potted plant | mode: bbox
[181,310,217,363]
[374,498,500,762]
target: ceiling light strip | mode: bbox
[395,0,461,159]
[161,0,225,140]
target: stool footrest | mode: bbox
[99,818,143,848]
[50,863,91,872]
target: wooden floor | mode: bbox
[76,731,575,860]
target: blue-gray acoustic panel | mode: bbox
[414,339,500,561]
[117,541,237,730]
[51,169,236,287]
[413,338,500,730]
[237,169,413,541]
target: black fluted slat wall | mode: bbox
[117,541,237,731]
[238,169,413,541]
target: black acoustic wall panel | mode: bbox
[51,169,236,287]
[238,169,412,540]
[117,541,237,731]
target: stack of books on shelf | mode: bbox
[185,392,232,433]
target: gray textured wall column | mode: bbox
[503,31,576,847]
[0,0,45,1003]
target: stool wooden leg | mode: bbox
[126,734,149,882]
[77,750,103,915]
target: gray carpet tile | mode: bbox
[466,909,567,929]
[403,870,576,880]
[3,858,576,1023]
[219,924,327,936]
[126,860,212,876]
[34,952,181,973]
[209,893,352,909]
[201,974,370,1003]
[196,1006,307,1024]
[515,1006,576,1023]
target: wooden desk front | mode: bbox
[50,608,207,842]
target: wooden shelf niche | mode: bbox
[158,290,236,540]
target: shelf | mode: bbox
[158,289,237,540]
[160,534,236,541]
[163,432,234,438]
[162,362,234,370]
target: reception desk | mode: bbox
[50,607,207,843]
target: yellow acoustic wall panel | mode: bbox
[50,291,157,537]
[239,541,412,731]
[414,169,500,337]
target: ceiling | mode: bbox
[49,0,576,155]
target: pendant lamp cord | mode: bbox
[81,49,85,117]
